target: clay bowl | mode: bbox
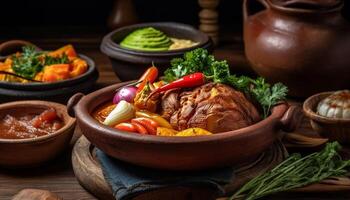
[100,22,213,81]
[0,101,76,168]
[67,82,302,171]
[0,40,99,103]
[303,92,350,144]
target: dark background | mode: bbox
[0,0,348,40]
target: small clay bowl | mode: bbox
[67,82,302,171]
[100,22,213,81]
[303,92,350,143]
[0,101,76,168]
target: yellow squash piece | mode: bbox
[176,128,213,137]
[156,127,178,136]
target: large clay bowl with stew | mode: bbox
[0,101,76,168]
[100,22,213,81]
[68,82,301,170]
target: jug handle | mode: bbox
[243,0,270,22]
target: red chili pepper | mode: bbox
[136,66,158,92]
[114,122,136,132]
[131,118,157,135]
[131,121,148,134]
[153,73,205,94]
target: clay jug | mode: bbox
[243,0,350,97]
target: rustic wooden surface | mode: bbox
[0,40,349,200]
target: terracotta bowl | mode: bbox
[100,22,213,81]
[67,82,302,170]
[303,92,350,144]
[0,101,76,168]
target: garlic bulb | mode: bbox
[317,90,350,119]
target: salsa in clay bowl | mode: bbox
[68,48,302,170]
[0,101,76,168]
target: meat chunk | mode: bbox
[161,83,260,133]
[161,89,180,120]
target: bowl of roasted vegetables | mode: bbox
[68,48,301,170]
[0,41,98,102]
[100,22,213,81]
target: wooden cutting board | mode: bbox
[72,135,288,200]
[72,112,350,199]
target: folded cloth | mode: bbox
[96,149,234,200]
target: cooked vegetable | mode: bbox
[136,66,158,88]
[0,45,87,83]
[231,142,350,200]
[317,90,350,119]
[48,44,77,58]
[42,64,70,82]
[134,82,159,112]
[31,108,59,128]
[131,121,148,134]
[137,117,159,128]
[176,128,213,136]
[135,110,172,129]
[152,73,205,95]
[103,100,135,126]
[113,86,138,104]
[131,118,157,135]
[163,48,288,118]
[114,122,137,132]
[156,127,178,136]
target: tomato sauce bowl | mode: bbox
[0,100,76,168]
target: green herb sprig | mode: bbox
[11,46,42,79]
[11,45,70,80]
[230,142,350,200]
[163,48,288,118]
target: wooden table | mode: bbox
[0,39,347,200]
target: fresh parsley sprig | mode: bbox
[11,46,43,79]
[163,48,288,118]
[10,45,70,80]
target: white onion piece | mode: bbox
[103,100,135,126]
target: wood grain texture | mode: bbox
[12,189,62,200]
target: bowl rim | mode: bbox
[0,54,96,90]
[303,91,350,123]
[0,100,76,143]
[75,81,289,144]
[100,22,211,57]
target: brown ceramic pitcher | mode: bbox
[243,0,350,98]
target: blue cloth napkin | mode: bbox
[96,149,234,200]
